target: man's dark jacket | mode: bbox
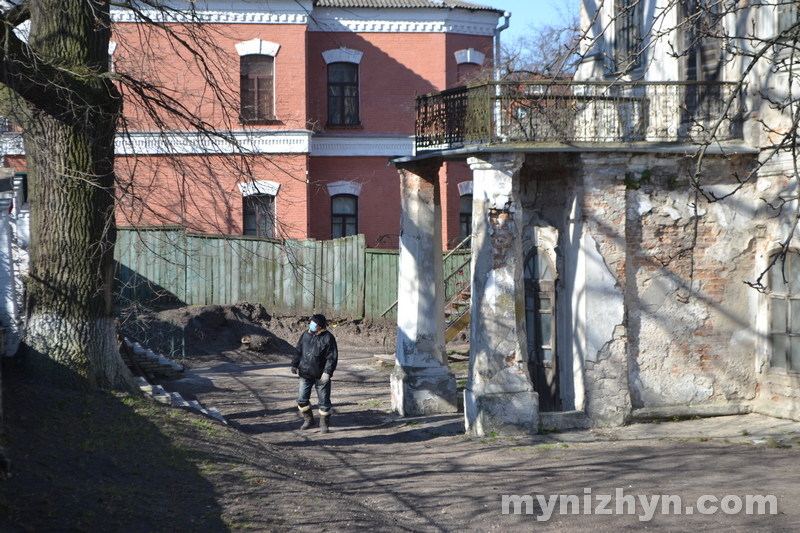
[292,329,338,380]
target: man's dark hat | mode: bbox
[311,314,327,329]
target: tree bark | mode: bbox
[11,0,136,392]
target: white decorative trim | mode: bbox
[3,130,329,156]
[109,41,118,56]
[236,39,280,57]
[114,131,311,155]
[309,9,500,36]
[239,180,280,197]
[0,133,24,156]
[310,18,496,36]
[322,47,363,65]
[111,10,309,25]
[457,181,473,196]
[455,48,485,65]
[310,135,413,157]
[327,181,362,197]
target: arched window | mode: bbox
[768,251,800,371]
[328,62,359,126]
[459,194,472,239]
[454,48,485,86]
[332,194,358,238]
[243,194,275,238]
[240,55,275,122]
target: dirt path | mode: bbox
[161,345,800,532]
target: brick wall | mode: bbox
[308,156,401,247]
[115,153,310,239]
[113,22,309,130]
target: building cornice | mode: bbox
[111,1,311,25]
[111,3,499,35]
[309,10,499,35]
[115,131,312,155]
[2,131,417,157]
[310,134,414,157]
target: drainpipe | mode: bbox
[494,11,511,81]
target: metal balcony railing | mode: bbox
[415,81,744,152]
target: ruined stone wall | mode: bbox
[622,154,760,412]
[519,151,763,425]
[751,159,800,419]
[569,152,761,422]
[575,154,632,426]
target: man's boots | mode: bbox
[299,405,316,430]
[319,410,331,434]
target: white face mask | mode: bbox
[309,321,319,333]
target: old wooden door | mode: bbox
[525,247,560,411]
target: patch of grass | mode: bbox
[535,444,555,451]
[560,443,569,448]
[510,446,527,452]
[403,421,421,427]
[449,361,469,372]
[358,399,383,407]
[538,424,560,435]
[741,429,750,436]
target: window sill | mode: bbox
[240,118,283,126]
[325,123,363,131]
[766,366,800,376]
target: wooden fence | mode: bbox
[115,227,470,323]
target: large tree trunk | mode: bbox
[16,0,136,392]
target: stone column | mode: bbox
[465,153,538,436]
[391,159,458,416]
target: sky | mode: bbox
[492,0,580,43]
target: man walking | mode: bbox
[291,314,338,433]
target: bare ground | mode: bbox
[2,304,800,532]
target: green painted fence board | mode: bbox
[115,228,456,323]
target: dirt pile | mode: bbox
[118,303,398,362]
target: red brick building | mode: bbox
[2,0,505,249]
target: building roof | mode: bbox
[313,0,502,12]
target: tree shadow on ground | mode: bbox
[0,369,227,533]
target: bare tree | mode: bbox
[499,2,582,80]
[0,0,278,391]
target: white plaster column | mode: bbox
[0,197,18,357]
[391,159,458,416]
[465,153,538,436]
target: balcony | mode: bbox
[414,81,744,153]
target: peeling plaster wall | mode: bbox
[574,155,631,425]
[520,154,630,424]
[622,155,760,411]
[518,152,761,426]
[752,164,800,419]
